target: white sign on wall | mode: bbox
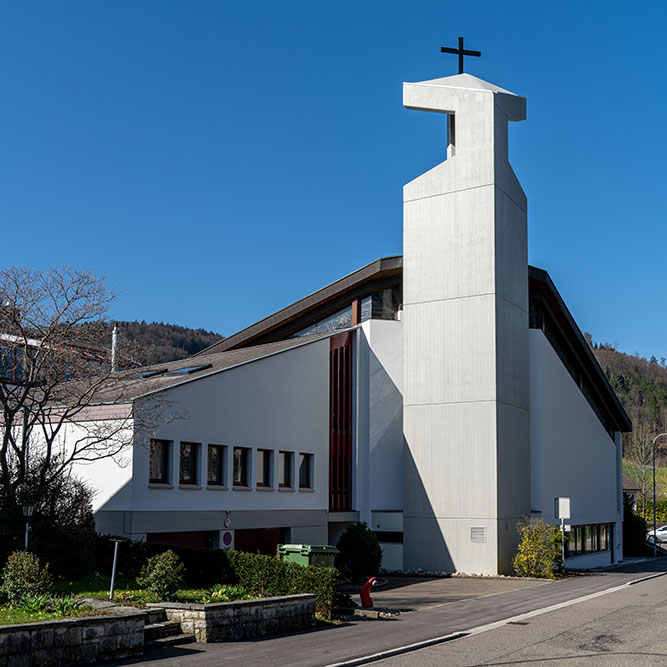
[221,529,235,551]
[554,497,571,520]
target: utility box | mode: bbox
[554,497,571,520]
[278,544,339,568]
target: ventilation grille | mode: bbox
[470,526,486,543]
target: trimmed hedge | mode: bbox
[146,545,339,618]
[226,551,339,619]
[639,500,667,524]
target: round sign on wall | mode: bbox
[222,530,233,547]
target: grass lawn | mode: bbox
[54,573,141,599]
[0,608,64,625]
[53,575,246,606]
[0,604,106,626]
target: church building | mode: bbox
[71,72,630,575]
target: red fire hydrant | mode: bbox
[360,576,377,608]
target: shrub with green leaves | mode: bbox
[204,584,250,604]
[50,594,87,615]
[1,551,53,605]
[145,543,233,587]
[334,522,382,583]
[623,495,650,556]
[19,593,51,613]
[226,551,339,618]
[137,550,185,600]
[513,517,562,579]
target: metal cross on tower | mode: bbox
[440,37,481,74]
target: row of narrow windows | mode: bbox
[149,439,314,490]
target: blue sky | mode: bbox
[1,1,666,359]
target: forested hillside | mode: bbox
[105,321,223,365]
[590,336,667,509]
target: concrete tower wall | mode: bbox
[402,75,529,574]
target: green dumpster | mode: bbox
[279,544,338,568]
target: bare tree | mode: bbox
[623,402,667,518]
[0,266,167,511]
[624,418,656,518]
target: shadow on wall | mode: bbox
[403,444,453,572]
[367,343,405,511]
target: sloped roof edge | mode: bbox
[196,256,402,355]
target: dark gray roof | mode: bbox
[622,474,640,493]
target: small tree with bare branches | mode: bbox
[0,266,168,518]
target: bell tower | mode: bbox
[402,73,529,574]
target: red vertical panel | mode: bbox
[329,332,353,512]
[343,344,350,510]
[329,348,335,510]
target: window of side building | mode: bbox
[233,447,250,487]
[256,449,273,488]
[179,442,200,485]
[278,451,293,488]
[207,444,226,486]
[149,439,171,484]
[298,453,313,489]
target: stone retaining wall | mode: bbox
[148,594,316,643]
[0,611,144,666]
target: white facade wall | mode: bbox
[357,319,404,570]
[529,329,622,567]
[69,423,135,513]
[358,319,404,518]
[26,415,135,515]
[71,339,333,542]
[128,339,330,513]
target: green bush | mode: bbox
[334,522,382,583]
[637,500,667,524]
[204,584,251,604]
[143,545,340,618]
[624,495,651,556]
[226,551,339,619]
[19,593,51,612]
[513,518,562,579]
[0,551,53,605]
[50,594,88,615]
[137,550,185,600]
[146,544,233,587]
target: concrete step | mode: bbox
[144,621,182,641]
[145,609,167,625]
[145,633,197,650]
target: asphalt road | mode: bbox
[375,563,667,666]
[107,559,667,667]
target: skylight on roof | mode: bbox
[166,364,212,376]
[128,369,167,379]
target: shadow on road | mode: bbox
[106,620,358,666]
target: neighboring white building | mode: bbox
[67,73,630,575]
